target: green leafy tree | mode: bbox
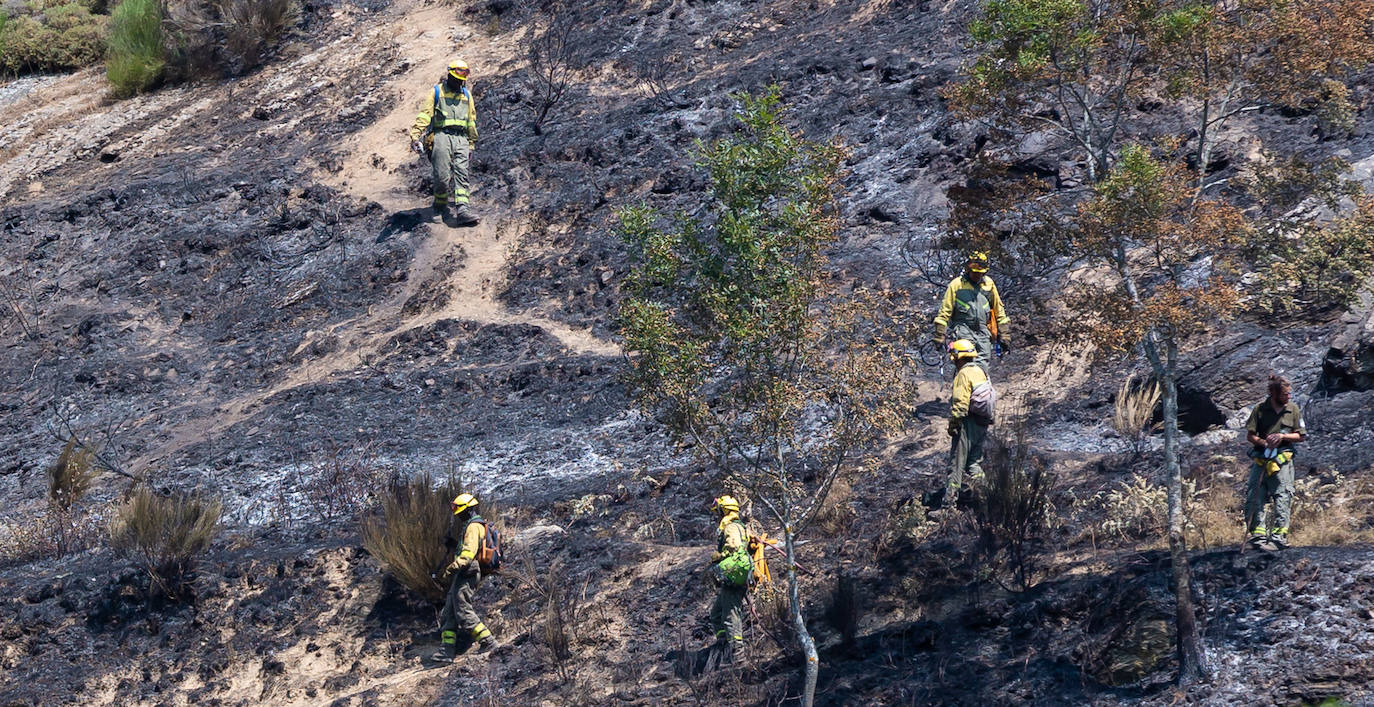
[1244,157,1374,316]
[952,0,1374,684]
[618,89,912,706]
[1072,146,1247,679]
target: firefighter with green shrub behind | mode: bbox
[707,495,750,665]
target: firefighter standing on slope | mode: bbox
[1244,375,1307,549]
[933,251,1010,369]
[410,59,479,227]
[944,339,990,504]
[430,493,497,663]
[708,495,749,665]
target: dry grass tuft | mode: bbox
[360,472,462,605]
[1112,375,1160,458]
[1097,473,1169,543]
[1183,485,1244,549]
[47,437,101,511]
[812,477,856,536]
[110,486,222,598]
[1291,472,1374,547]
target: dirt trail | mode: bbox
[114,1,618,474]
[318,0,620,356]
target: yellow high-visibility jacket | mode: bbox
[409,83,478,143]
[934,275,1009,333]
[711,513,747,563]
[950,362,988,421]
[443,519,486,576]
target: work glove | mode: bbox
[411,139,423,155]
[933,322,947,347]
[709,551,723,564]
[996,334,1011,354]
[947,418,960,437]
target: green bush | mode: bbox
[105,0,162,96]
[0,4,107,75]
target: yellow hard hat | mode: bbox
[448,59,470,81]
[967,251,990,274]
[949,339,978,361]
[451,492,478,515]
[712,495,740,514]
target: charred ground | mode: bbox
[2,0,1374,704]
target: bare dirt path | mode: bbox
[113,1,618,474]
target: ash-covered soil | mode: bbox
[3,0,1374,703]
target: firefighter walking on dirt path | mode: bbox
[933,251,1010,369]
[1244,375,1307,549]
[707,495,749,666]
[410,59,479,228]
[429,493,497,663]
[944,339,992,503]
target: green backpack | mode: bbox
[713,521,754,587]
[717,550,753,587]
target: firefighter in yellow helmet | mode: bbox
[944,339,990,505]
[429,492,496,663]
[410,59,479,227]
[933,251,1010,369]
[1243,375,1307,549]
[707,495,749,665]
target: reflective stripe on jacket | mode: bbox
[933,275,1008,332]
[410,84,478,141]
[445,519,486,575]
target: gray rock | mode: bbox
[1322,292,1374,391]
[511,524,566,546]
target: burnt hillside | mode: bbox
[2,0,1374,704]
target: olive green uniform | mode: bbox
[934,274,1009,368]
[709,517,748,653]
[409,84,478,210]
[1243,401,1306,539]
[947,361,989,493]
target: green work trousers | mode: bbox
[948,415,987,493]
[710,584,746,649]
[1244,459,1294,535]
[950,323,992,369]
[431,132,471,207]
[439,570,483,647]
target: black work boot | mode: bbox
[428,643,457,663]
[451,205,479,227]
[476,635,497,653]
